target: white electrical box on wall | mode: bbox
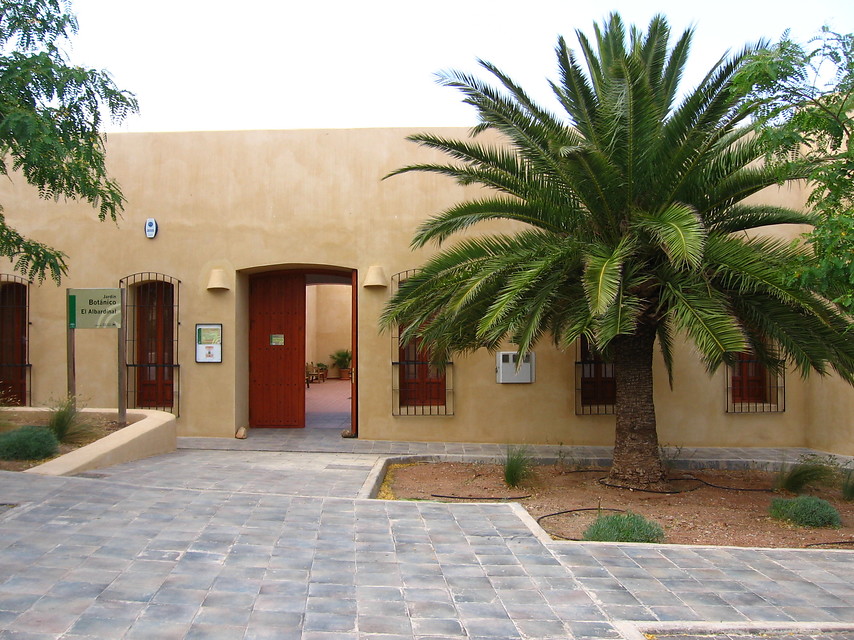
[496,351,535,383]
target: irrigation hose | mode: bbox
[680,474,774,493]
[596,477,704,494]
[597,474,775,494]
[537,507,625,524]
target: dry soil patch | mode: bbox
[385,461,854,549]
[0,414,127,472]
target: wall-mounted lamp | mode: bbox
[206,268,231,291]
[362,265,388,288]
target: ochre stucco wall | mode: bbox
[1,128,851,452]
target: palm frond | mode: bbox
[552,36,599,141]
[594,290,643,346]
[656,316,677,388]
[582,238,634,315]
[634,203,705,268]
[409,197,580,248]
[477,237,576,335]
[704,204,816,233]
[705,235,823,310]
[436,68,577,187]
[730,295,854,383]
[660,280,748,367]
[658,26,692,115]
[636,15,671,96]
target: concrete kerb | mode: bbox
[614,621,854,639]
[20,408,177,476]
[358,451,614,500]
[358,454,494,499]
[355,447,848,501]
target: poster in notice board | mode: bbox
[196,324,222,363]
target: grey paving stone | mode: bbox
[565,620,622,638]
[122,616,193,639]
[302,610,358,632]
[650,604,701,620]
[513,617,571,638]
[358,614,414,634]
[184,623,246,639]
[461,616,522,637]
[410,616,466,636]
[2,440,854,640]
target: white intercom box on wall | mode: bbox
[496,351,535,383]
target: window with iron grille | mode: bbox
[575,335,615,415]
[120,273,180,414]
[726,352,785,413]
[390,270,454,416]
[0,275,30,406]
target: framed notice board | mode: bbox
[196,324,223,363]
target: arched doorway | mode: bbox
[248,268,356,432]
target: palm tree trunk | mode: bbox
[609,324,666,488]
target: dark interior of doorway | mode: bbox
[305,276,352,430]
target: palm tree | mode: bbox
[381,14,854,488]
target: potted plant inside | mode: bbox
[330,349,352,380]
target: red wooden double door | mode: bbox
[249,271,356,429]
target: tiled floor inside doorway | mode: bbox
[305,377,351,429]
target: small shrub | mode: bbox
[769,495,841,528]
[582,511,665,543]
[842,469,854,502]
[774,462,837,493]
[0,426,59,460]
[46,396,95,444]
[504,445,533,488]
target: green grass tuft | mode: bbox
[0,426,59,460]
[45,396,95,444]
[503,445,533,488]
[769,495,841,528]
[774,462,837,493]
[582,511,665,543]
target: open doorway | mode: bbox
[248,268,356,432]
[305,278,352,430]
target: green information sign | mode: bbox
[68,288,122,329]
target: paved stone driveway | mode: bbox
[1,437,854,639]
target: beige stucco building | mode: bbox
[0,128,851,455]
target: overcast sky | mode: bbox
[68,0,853,133]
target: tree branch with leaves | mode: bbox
[736,28,854,310]
[0,0,137,283]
